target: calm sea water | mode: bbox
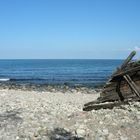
[0,59,123,87]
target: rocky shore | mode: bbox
[0,82,102,94]
[0,87,140,140]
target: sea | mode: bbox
[0,59,123,88]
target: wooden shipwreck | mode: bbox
[83,51,140,111]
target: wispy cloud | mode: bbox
[127,46,140,52]
[134,46,140,51]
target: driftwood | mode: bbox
[83,51,140,111]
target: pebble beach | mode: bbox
[0,87,140,140]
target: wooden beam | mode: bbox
[112,65,140,78]
[123,74,140,98]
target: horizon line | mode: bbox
[0,58,125,60]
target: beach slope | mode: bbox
[0,89,139,140]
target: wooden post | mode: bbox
[120,51,136,70]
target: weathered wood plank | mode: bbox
[83,98,140,111]
[83,101,129,111]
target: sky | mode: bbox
[0,0,140,59]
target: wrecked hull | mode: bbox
[83,51,140,111]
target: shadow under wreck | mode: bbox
[49,128,85,140]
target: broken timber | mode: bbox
[83,51,140,111]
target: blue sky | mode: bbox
[0,0,140,59]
